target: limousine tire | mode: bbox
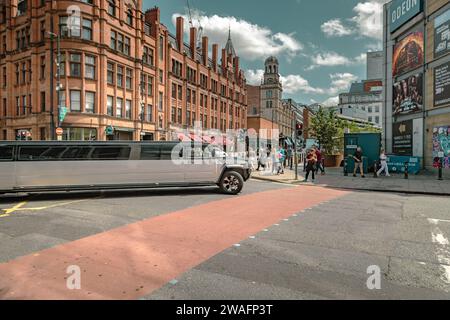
[219,171,244,195]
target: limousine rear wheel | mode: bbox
[219,171,244,195]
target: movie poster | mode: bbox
[434,61,450,107]
[434,9,450,58]
[393,73,423,115]
[392,30,424,77]
[432,126,450,168]
[393,120,413,156]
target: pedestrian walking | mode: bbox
[257,148,267,171]
[271,147,280,175]
[303,149,317,182]
[376,149,390,177]
[314,146,325,175]
[287,147,293,170]
[278,145,286,175]
[352,147,365,178]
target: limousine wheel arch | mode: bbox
[219,171,244,195]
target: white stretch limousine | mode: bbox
[0,141,252,195]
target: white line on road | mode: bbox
[428,218,450,225]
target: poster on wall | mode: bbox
[434,9,450,58]
[393,120,413,156]
[432,126,450,168]
[393,73,423,115]
[392,30,424,77]
[434,61,450,107]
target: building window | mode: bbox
[158,92,163,111]
[159,69,163,83]
[147,104,153,122]
[70,90,81,112]
[159,36,164,60]
[2,67,6,88]
[375,116,380,124]
[70,53,81,77]
[16,97,20,115]
[85,91,95,113]
[147,76,153,96]
[59,16,81,38]
[22,95,27,115]
[125,100,131,119]
[17,0,28,16]
[172,83,177,98]
[85,55,95,79]
[40,91,46,112]
[143,46,154,66]
[177,108,182,124]
[124,37,130,56]
[368,106,372,113]
[108,0,116,16]
[40,20,46,42]
[110,31,116,50]
[178,85,182,100]
[21,62,26,84]
[117,33,123,52]
[126,68,132,90]
[107,62,114,85]
[82,19,92,40]
[126,9,133,26]
[116,98,123,118]
[40,55,46,79]
[107,95,114,116]
[171,106,176,123]
[15,64,19,84]
[116,66,123,87]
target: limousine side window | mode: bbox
[140,145,160,160]
[0,146,13,161]
[60,147,92,160]
[18,146,67,161]
[90,146,131,160]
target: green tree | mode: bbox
[309,108,342,155]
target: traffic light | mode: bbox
[296,123,303,138]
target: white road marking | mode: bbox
[429,223,450,284]
[428,218,450,225]
[233,244,241,247]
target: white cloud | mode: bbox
[308,52,366,69]
[245,70,357,100]
[322,96,340,107]
[320,0,389,40]
[171,13,303,61]
[328,73,358,95]
[245,69,264,85]
[321,19,353,37]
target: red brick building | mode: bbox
[0,0,247,141]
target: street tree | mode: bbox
[309,107,342,155]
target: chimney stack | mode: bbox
[202,36,209,66]
[190,27,197,59]
[233,56,240,80]
[212,44,218,71]
[176,16,184,51]
[221,48,227,71]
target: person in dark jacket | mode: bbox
[303,149,317,182]
[352,147,365,178]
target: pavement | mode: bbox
[251,167,450,196]
[0,180,449,299]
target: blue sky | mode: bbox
[143,0,387,105]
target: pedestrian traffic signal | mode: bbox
[296,123,303,138]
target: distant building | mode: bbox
[338,81,383,128]
[246,56,296,140]
[367,51,383,80]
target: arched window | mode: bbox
[126,9,133,26]
[269,66,272,74]
[108,0,116,17]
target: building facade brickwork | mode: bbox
[0,0,247,141]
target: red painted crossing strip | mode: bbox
[0,185,348,299]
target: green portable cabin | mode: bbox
[344,133,382,174]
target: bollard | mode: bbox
[404,162,409,179]
[373,161,378,178]
[344,158,348,176]
[438,158,443,181]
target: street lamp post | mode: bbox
[48,31,62,140]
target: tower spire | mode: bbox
[225,25,236,57]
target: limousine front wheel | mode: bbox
[219,171,244,195]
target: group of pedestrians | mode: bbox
[351,147,390,178]
[256,145,292,176]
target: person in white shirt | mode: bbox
[376,149,390,177]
